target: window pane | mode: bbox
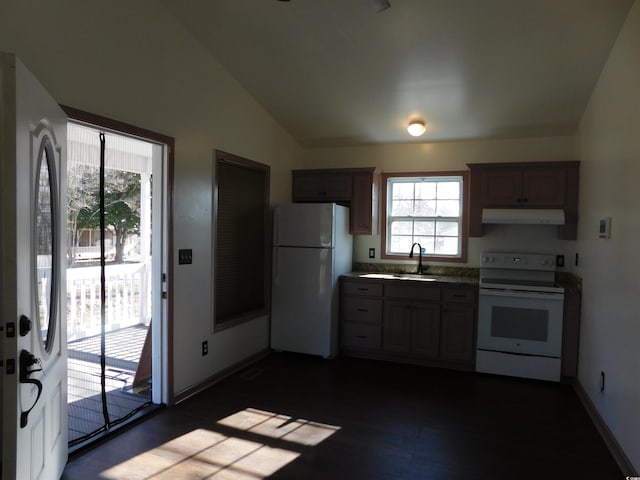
[436,182,460,199]
[392,182,414,199]
[435,237,459,255]
[415,237,435,254]
[414,221,435,236]
[436,200,460,217]
[390,220,413,235]
[390,235,413,253]
[414,199,436,216]
[415,182,436,199]
[391,199,413,216]
[436,221,459,236]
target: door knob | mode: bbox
[19,350,42,428]
[19,315,32,336]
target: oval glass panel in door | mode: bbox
[34,137,58,352]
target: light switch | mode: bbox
[178,249,193,265]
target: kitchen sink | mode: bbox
[359,273,437,281]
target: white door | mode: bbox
[1,53,68,480]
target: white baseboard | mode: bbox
[174,349,271,404]
[573,379,638,476]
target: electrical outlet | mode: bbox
[202,340,208,356]
[368,248,375,259]
[600,371,605,392]
[556,255,564,267]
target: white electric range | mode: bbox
[476,252,565,382]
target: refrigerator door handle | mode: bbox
[273,248,279,284]
[273,210,280,245]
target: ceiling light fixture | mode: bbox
[372,0,391,13]
[407,120,426,137]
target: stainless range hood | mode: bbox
[481,208,565,225]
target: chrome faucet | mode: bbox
[409,242,425,274]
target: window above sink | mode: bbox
[381,172,469,263]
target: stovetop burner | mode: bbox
[479,252,565,294]
[480,278,559,288]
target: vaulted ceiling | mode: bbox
[159,0,634,147]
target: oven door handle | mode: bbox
[479,288,564,300]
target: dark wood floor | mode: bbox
[62,352,623,480]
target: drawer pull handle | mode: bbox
[356,308,369,312]
[452,294,466,298]
[355,335,368,339]
[357,288,369,291]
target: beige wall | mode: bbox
[302,136,580,268]
[576,0,640,471]
[0,0,303,396]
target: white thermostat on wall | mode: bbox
[599,217,611,239]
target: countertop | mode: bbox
[343,271,479,286]
[348,262,581,290]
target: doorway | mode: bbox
[64,115,172,449]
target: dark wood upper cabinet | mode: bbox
[292,172,352,201]
[468,161,579,239]
[292,167,379,235]
[480,166,567,207]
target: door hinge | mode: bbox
[162,291,168,299]
[6,358,15,374]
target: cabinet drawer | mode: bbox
[384,284,441,301]
[442,287,476,304]
[342,297,382,324]
[342,281,383,297]
[342,323,381,350]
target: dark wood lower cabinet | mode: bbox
[383,301,441,358]
[341,276,582,380]
[381,301,412,353]
[440,303,475,362]
[341,277,477,370]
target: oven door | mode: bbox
[477,288,564,358]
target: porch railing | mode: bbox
[66,262,151,342]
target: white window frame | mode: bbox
[381,172,468,262]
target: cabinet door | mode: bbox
[383,301,412,353]
[351,173,375,235]
[440,304,475,363]
[522,167,566,207]
[411,303,441,358]
[292,173,352,201]
[322,174,352,199]
[480,168,522,206]
[292,174,324,200]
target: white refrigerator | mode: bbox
[271,203,353,358]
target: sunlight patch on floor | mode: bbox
[99,408,341,479]
[217,407,341,446]
[100,429,298,479]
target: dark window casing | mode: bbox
[213,150,270,330]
